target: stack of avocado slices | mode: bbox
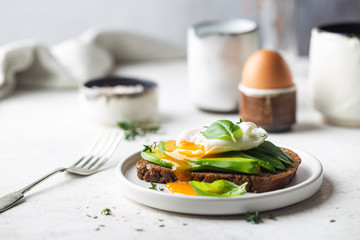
[141,141,294,175]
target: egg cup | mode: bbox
[239,85,296,132]
[79,76,158,125]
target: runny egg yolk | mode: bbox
[160,141,205,195]
[165,140,206,159]
[165,182,198,196]
[158,140,206,183]
[158,140,193,182]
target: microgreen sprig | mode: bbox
[117,122,160,140]
[142,142,157,153]
[149,182,165,191]
[149,182,157,190]
[142,145,153,152]
[269,213,277,220]
[246,211,263,224]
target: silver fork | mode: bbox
[0,130,123,213]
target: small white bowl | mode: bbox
[79,76,158,125]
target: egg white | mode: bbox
[166,122,268,160]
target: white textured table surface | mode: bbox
[0,59,359,240]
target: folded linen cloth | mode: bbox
[0,28,185,99]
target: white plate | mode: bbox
[116,146,323,215]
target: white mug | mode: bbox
[309,23,360,127]
[187,19,258,112]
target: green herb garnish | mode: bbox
[101,208,112,215]
[203,120,241,143]
[143,144,153,153]
[142,142,158,153]
[117,121,160,140]
[95,224,105,231]
[149,182,165,191]
[189,180,247,197]
[135,228,144,232]
[246,211,263,224]
[269,213,277,220]
[149,182,157,190]
[87,214,98,219]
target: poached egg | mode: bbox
[165,121,267,160]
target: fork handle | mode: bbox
[0,167,66,213]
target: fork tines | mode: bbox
[73,130,123,171]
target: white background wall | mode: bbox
[0,0,359,55]
[0,1,249,46]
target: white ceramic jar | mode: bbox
[187,19,258,112]
[309,23,360,127]
[79,76,158,125]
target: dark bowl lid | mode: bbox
[83,76,157,91]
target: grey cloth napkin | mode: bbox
[0,28,185,99]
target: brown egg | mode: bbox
[241,50,293,89]
[239,49,296,131]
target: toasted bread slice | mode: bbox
[136,147,301,193]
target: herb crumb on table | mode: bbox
[101,208,112,216]
[246,211,263,224]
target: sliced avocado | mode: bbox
[140,150,173,168]
[188,157,259,174]
[141,148,260,174]
[256,141,294,164]
[244,150,286,171]
[140,140,293,174]
[225,151,277,172]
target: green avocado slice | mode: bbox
[140,150,173,169]
[188,157,259,174]
[220,151,277,173]
[141,149,260,174]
